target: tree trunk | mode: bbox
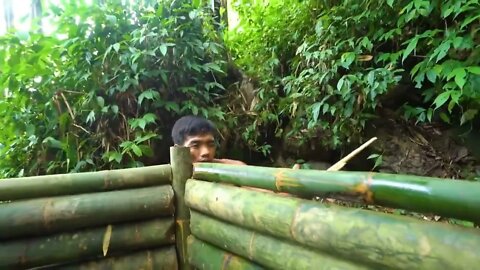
[193,163,480,223]
[186,179,480,270]
[0,185,174,240]
[3,0,14,30]
[0,164,172,201]
[187,235,263,270]
[0,218,174,269]
[55,247,178,270]
[190,211,366,270]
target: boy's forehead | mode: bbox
[184,133,215,143]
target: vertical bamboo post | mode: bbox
[170,146,193,270]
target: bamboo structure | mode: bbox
[185,180,480,270]
[0,186,174,240]
[0,218,174,269]
[193,163,480,223]
[187,236,263,270]
[171,146,193,270]
[190,211,366,270]
[55,247,178,270]
[0,165,172,201]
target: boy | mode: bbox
[171,115,246,165]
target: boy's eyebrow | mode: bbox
[188,138,215,144]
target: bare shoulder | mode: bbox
[213,158,247,165]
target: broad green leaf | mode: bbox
[131,144,142,157]
[374,155,383,169]
[97,96,105,108]
[387,0,394,7]
[337,77,345,91]
[340,52,355,69]
[467,66,480,75]
[312,102,321,122]
[435,41,451,63]
[433,91,451,109]
[402,37,418,63]
[452,68,467,89]
[439,112,451,124]
[160,44,167,56]
[138,119,146,130]
[165,102,180,113]
[113,43,120,52]
[426,69,437,83]
[143,113,157,123]
[461,109,478,125]
[43,137,63,149]
[427,108,433,122]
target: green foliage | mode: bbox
[0,0,228,177]
[228,0,480,153]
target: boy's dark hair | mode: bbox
[171,115,217,145]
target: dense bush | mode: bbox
[227,0,480,151]
[0,0,228,177]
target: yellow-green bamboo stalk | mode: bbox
[0,218,174,269]
[0,165,172,201]
[186,179,480,270]
[193,163,480,223]
[171,146,193,270]
[190,211,367,270]
[55,247,178,270]
[0,186,174,240]
[187,236,263,270]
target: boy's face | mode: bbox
[183,133,216,162]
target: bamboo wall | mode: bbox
[0,146,191,270]
[187,163,480,270]
[2,150,480,270]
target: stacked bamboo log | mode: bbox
[193,163,480,223]
[0,159,181,269]
[186,168,480,270]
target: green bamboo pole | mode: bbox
[0,185,174,240]
[54,247,178,270]
[0,218,174,269]
[171,146,193,270]
[185,180,480,270]
[0,164,172,201]
[187,235,263,270]
[190,211,366,270]
[193,163,480,223]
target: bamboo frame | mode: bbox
[171,146,193,270]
